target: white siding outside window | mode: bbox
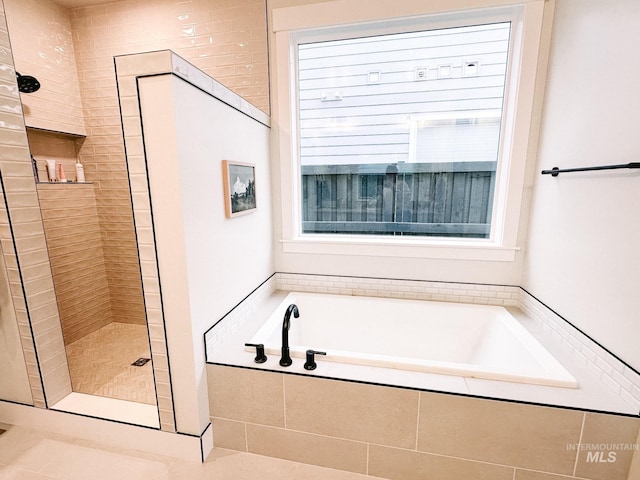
[298,23,509,166]
[297,23,510,238]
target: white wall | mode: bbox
[523,0,640,371]
[138,75,274,434]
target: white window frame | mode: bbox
[272,0,550,262]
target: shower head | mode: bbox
[16,72,40,94]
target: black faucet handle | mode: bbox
[245,343,267,363]
[304,349,326,370]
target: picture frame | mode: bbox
[222,160,257,218]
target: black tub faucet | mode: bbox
[279,304,299,367]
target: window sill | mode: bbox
[281,236,519,262]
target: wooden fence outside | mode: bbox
[301,161,495,237]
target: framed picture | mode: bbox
[222,160,257,218]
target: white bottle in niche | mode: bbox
[75,160,85,182]
[46,159,56,182]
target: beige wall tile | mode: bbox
[514,470,585,480]
[27,129,81,162]
[63,6,269,338]
[114,51,173,77]
[627,427,640,480]
[160,419,175,432]
[285,375,419,449]
[212,417,247,452]
[369,444,514,480]
[174,448,297,479]
[417,393,583,475]
[0,0,73,408]
[36,182,113,344]
[574,413,640,480]
[4,0,86,135]
[295,463,387,480]
[24,0,272,359]
[207,365,284,427]
[246,424,367,474]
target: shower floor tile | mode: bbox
[65,322,156,405]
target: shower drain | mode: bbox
[131,357,151,367]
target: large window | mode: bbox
[298,23,510,238]
[273,1,550,260]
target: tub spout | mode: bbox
[279,304,299,367]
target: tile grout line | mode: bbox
[573,412,586,477]
[414,393,421,451]
[282,374,287,429]
[231,419,595,478]
[363,438,570,472]
[244,421,249,453]
[366,442,370,476]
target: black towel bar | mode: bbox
[541,162,640,176]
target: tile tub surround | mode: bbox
[205,274,640,479]
[519,289,640,413]
[274,273,522,307]
[208,365,640,480]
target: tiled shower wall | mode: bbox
[0,1,71,407]
[36,184,112,345]
[3,0,86,136]
[27,128,117,345]
[71,0,269,113]
[73,0,268,326]
[70,0,268,326]
[3,0,269,330]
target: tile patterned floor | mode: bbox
[0,425,386,480]
[65,323,156,405]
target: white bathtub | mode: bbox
[248,292,578,388]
